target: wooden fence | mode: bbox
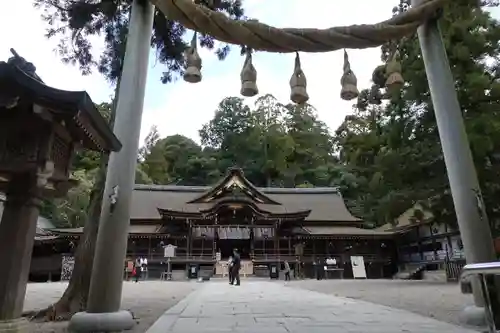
[445,258,466,282]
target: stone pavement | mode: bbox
[146,280,478,333]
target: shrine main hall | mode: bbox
[51,168,397,279]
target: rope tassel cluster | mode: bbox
[385,50,404,93]
[240,48,258,97]
[169,0,437,104]
[340,50,359,101]
[183,32,202,83]
[183,45,405,105]
[290,52,309,104]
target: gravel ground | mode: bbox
[286,279,475,327]
[24,281,199,333]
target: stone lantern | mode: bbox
[0,50,121,332]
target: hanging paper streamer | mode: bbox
[290,52,309,104]
[240,48,258,97]
[183,32,202,83]
[340,50,359,101]
[254,227,274,239]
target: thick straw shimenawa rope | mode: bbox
[149,0,446,53]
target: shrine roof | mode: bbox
[294,226,393,237]
[131,169,361,223]
[0,60,121,152]
[49,224,162,235]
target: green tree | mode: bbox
[140,134,220,185]
[196,95,337,187]
[283,103,336,187]
[335,0,500,230]
[34,0,245,83]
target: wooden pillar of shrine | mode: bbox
[0,175,41,327]
[273,222,279,259]
[430,225,438,260]
[416,226,423,260]
[250,226,255,259]
[147,236,152,259]
[187,219,192,258]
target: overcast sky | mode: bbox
[3,1,496,145]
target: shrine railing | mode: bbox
[460,262,500,332]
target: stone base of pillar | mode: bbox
[459,305,486,329]
[68,310,135,332]
[0,318,30,333]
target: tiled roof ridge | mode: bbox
[134,184,341,194]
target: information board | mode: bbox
[350,256,367,279]
[164,244,177,258]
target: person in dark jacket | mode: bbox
[230,248,241,286]
[227,256,233,284]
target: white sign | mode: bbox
[326,258,337,265]
[350,256,367,279]
[216,252,221,262]
[164,244,177,258]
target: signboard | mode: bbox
[216,252,221,262]
[350,256,367,279]
[164,244,177,258]
[61,255,75,281]
[326,258,337,265]
[294,243,304,256]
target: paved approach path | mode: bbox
[146,280,477,333]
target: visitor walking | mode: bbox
[230,249,241,286]
[284,260,291,281]
[227,255,233,284]
[140,256,148,280]
[134,257,142,283]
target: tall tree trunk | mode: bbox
[27,155,108,321]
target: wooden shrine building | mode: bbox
[51,168,397,279]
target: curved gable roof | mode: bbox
[0,61,121,152]
[130,184,361,222]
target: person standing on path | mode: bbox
[227,255,233,284]
[134,257,142,283]
[284,260,291,281]
[230,249,241,286]
[140,256,148,280]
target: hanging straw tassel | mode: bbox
[240,48,258,97]
[290,52,309,104]
[385,50,404,93]
[340,50,359,101]
[183,32,202,83]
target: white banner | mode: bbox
[350,256,367,279]
[164,244,177,258]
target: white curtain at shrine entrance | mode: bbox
[218,226,250,239]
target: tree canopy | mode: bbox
[34,0,245,82]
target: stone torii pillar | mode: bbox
[412,0,497,326]
[69,0,154,331]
